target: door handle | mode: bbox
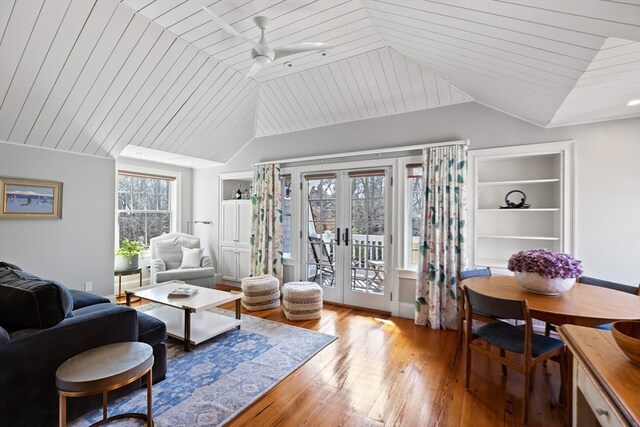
[344,228,350,246]
[336,228,340,245]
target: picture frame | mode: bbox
[0,177,63,219]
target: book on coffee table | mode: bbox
[168,287,198,297]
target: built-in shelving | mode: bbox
[478,178,560,186]
[469,141,574,272]
[478,235,560,241]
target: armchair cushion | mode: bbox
[180,247,203,269]
[154,235,200,270]
[155,267,215,284]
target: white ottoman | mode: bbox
[282,282,323,321]
[241,275,280,311]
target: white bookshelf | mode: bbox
[468,141,574,273]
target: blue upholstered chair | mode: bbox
[464,287,567,427]
[457,268,492,352]
[579,276,639,330]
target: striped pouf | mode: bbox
[240,275,280,311]
[282,282,323,321]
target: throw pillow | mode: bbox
[0,279,73,332]
[180,247,203,269]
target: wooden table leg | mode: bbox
[146,369,153,426]
[59,394,66,427]
[102,391,108,420]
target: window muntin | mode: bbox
[117,172,173,246]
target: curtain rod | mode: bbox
[252,139,469,166]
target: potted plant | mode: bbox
[115,239,144,271]
[508,248,583,295]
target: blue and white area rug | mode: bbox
[70,308,336,426]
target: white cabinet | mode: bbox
[220,200,252,281]
[220,246,250,282]
[221,200,252,246]
[468,141,574,273]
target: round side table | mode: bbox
[56,342,154,426]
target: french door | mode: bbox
[303,168,390,311]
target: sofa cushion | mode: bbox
[0,261,22,271]
[0,278,73,332]
[69,289,110,310]
[155,236,200,270]
[0,325,9,345]
[137,311,168,347]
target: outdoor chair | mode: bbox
[464,286,567,427]
[308,236,335,286]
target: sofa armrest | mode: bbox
[151,258,166,285]
[201,255,213,268]
[0,304,138,425]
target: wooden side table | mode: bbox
[115,268,142,304]
[56,342,154,426]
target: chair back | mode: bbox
[460,267,491,280]
[308,236,333,266]
[579,276,638,295]
[464,286,527,322]
[150,232,201,270]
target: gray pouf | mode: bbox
[282,282,323,320]
[240,275,280,311]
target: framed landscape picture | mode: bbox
[1,177,63,219]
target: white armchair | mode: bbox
[149,232,215,287]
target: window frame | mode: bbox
[115,166,180,251]
[402,156,424,271]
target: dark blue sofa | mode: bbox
[0,262,167,427]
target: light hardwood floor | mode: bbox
[208,285,568,427]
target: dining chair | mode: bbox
[464,286,567,427]
[456,268,492,353]
[578,276,639,330]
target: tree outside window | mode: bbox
[117,173,172,246]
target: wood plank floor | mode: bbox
[209,285,568,427]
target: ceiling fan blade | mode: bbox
[246,63,263,78]
[273,42,333,60]
[201,5,261,52]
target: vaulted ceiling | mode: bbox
[1,0,638,165]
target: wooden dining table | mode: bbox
[462,275,640,327]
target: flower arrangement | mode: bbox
[508,248,583,279]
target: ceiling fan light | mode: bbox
[627,99,640,106]
[254,55,272,64]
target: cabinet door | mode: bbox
[237,201,252,246]
[221,202,237,245]
[220,246,238,281]
[237,248,251,280]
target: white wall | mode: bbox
[194,102,640,298]
[0,142,115,295]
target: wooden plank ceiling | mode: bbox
[0,0,638,164]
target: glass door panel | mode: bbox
[303,169,389,310]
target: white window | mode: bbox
[405,163,424,269]
[117,171,176,246]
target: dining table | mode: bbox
[461,275,640,328]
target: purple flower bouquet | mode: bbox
[508,249,583,295]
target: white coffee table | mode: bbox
[126,281,243,351]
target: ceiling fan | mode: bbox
[201,5,333,78]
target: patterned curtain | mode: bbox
[415,145,468,329]
[250,164,284,283]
